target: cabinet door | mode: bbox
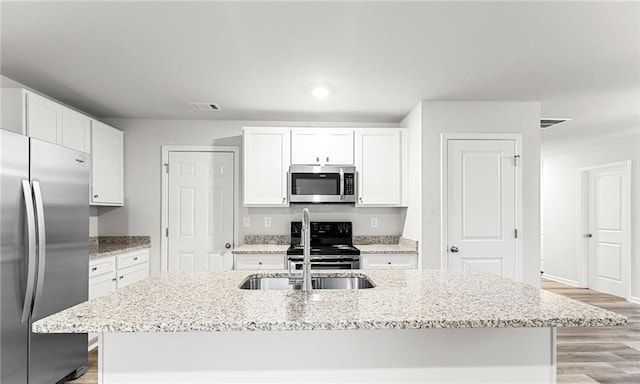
[62,107,91,153]
[361,254,418,270]
[89,272,117,299]
[234,254,286,270]
[91,120,124,205]
[355,129,407,207]
[26,92,63,145]
[291,129,322,165]
[117,263,149,289]
[324,129,354,165]
[243,128,290,206]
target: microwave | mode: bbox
[289,165,356,203]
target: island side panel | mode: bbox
[100,328,556,383]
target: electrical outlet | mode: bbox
[242,217,250,227]
[371,217,378,228]
[264,217,271,228]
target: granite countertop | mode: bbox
[232,235,418,255]
[232,244,289,254]
[33,270,626,333]
[89,236,151,260]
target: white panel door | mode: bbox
[586,164,629,297]
[168,151,234,272]
[447,139,517,279]
[26,92,63,145]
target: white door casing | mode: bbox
[162,148,238,272]
[578,161,631,298]
[443,135,521,281]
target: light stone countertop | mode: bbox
[232,244,289,254]
[89,236,151,260]
[33,270,626,333]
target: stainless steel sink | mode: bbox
[239,275,375,290]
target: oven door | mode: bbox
[290,260,359,270]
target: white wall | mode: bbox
[400,102,423,261]
[98,118,404,275]
[543,131,640,299]
[420,102,541,287]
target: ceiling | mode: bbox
[2,1,639,153]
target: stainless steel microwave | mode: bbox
[289,165,356,203]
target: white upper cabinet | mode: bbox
[1,89,90,153]
[355,128,408,207]
[243,127,291,206]
[91,120,124,206]
[61,107,91,153]
[26,92,63,145]
[291,128,354,165]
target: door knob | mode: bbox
[585,233,593,238]
[225,243,231,249]
[450,246,459,253]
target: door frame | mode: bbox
[576,160,632,298]
[160,145,240,272]
[440,133,523,281]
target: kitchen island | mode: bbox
[34,270,626,383]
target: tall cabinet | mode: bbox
[243,127,291,206]
[355,129,407,207]
[91,121,124,206]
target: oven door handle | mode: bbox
[339,168,345,200]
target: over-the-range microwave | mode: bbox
[288,165,356,203]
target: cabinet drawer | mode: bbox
[361,254,418,270]
[89,256,116,278]
[234,254,285,270]
[117,249,149,270]
[116,263,149,289]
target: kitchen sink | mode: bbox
[239,275,375,290]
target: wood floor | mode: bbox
[65,279,639,384]
[542,278,640,383]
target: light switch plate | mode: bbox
[243,217,250,227]
[371,217,378,228]
[264,217,272,228]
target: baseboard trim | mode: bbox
[541,273,580,287]
[629,296,640,305]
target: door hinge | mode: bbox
[165,227,169,237]
[164,163,169,173]
[514,228,519,239]
[514,155,521,166]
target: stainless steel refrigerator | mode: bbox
[1,129,89,384]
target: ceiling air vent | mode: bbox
[540,118,570,130]
[189,102,222,111]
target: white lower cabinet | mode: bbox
[88,249,149,349]
[234,254,286,270]
[361,254,418,270]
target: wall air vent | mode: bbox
[189,102,222,111]
[540,118,570,130]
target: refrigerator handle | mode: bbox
[31,180,47,318]
[20,180,37,323]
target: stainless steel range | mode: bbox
[287,221,360,270]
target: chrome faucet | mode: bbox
[301,208,313,293]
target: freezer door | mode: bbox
[29,138,89,384]
[0,130,30,383]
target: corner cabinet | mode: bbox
[243,127,290,206]
[290,128,354,165]
[91,121,124,206]
[355,128,408,207]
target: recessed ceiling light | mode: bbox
[306,84,335,99]
[311,86,330,98]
